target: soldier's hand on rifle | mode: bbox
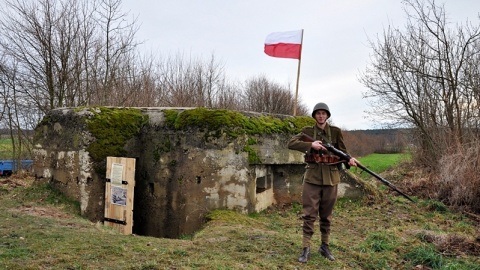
[348,158,358,167]
[311,140,327,151]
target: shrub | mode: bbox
[436,142,480,213]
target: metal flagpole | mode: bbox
[293,29,304,116]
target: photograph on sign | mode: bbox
[111,186,127,206]
[110,163,124,185]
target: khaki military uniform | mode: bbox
[288,123,349,247]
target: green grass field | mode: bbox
[353,153,411,179]
[0,138,32,160]
[0,138,13,159]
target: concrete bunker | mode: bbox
[33,107,369,238]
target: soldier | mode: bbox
[288,102,357,263]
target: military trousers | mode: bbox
[301,182,338,246]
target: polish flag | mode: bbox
[264,30,303,59]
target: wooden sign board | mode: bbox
[104,157,135,234]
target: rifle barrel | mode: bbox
[356,163,414,202]
[299,133,414,203]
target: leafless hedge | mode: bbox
[436,141,480,213]
[343,129,409,157]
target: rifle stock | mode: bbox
[300,133,414,203]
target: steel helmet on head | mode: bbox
[311,102,331,118]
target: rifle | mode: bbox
[300,133,414,203]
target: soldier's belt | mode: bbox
[304,154,343,165]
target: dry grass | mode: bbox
[398,143,480,214]
[420,231,480,257]
[435,143,480,212]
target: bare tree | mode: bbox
[0,0,142,163]
[0,54,37,160]
[360,0,480,167]
[124,53,162,107]
[91,0,139,106]
[0,0,141,110]
[241,75,308,115]
[0,0,82,112]
[146,55,307,115]
[214,81,242,110]
[152,53,230,108]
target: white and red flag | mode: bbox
[264,30,303,59]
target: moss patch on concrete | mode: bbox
[153,137,172,162]
[163,108,315,164]
[163,109,179,128]
[242,145,261,164]
[85,107,148,162]
[173,108,245,132]
[166,108,315,136]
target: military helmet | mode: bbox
[311,102,331,118]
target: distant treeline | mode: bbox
[344,129,412,157]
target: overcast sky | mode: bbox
[121,0,479,130]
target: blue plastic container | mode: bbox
[0,160,33,176]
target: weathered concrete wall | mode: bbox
[33,107,368,238]
[34,109,103,220]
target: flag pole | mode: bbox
[293,29,304,116]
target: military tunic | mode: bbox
[287,123,348,186]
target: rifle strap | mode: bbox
[313,125,332,144]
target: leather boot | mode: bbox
[298,247,310,263]
[319,243,335,261]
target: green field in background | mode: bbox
[0,138,32,160]
[354,152,411,176]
